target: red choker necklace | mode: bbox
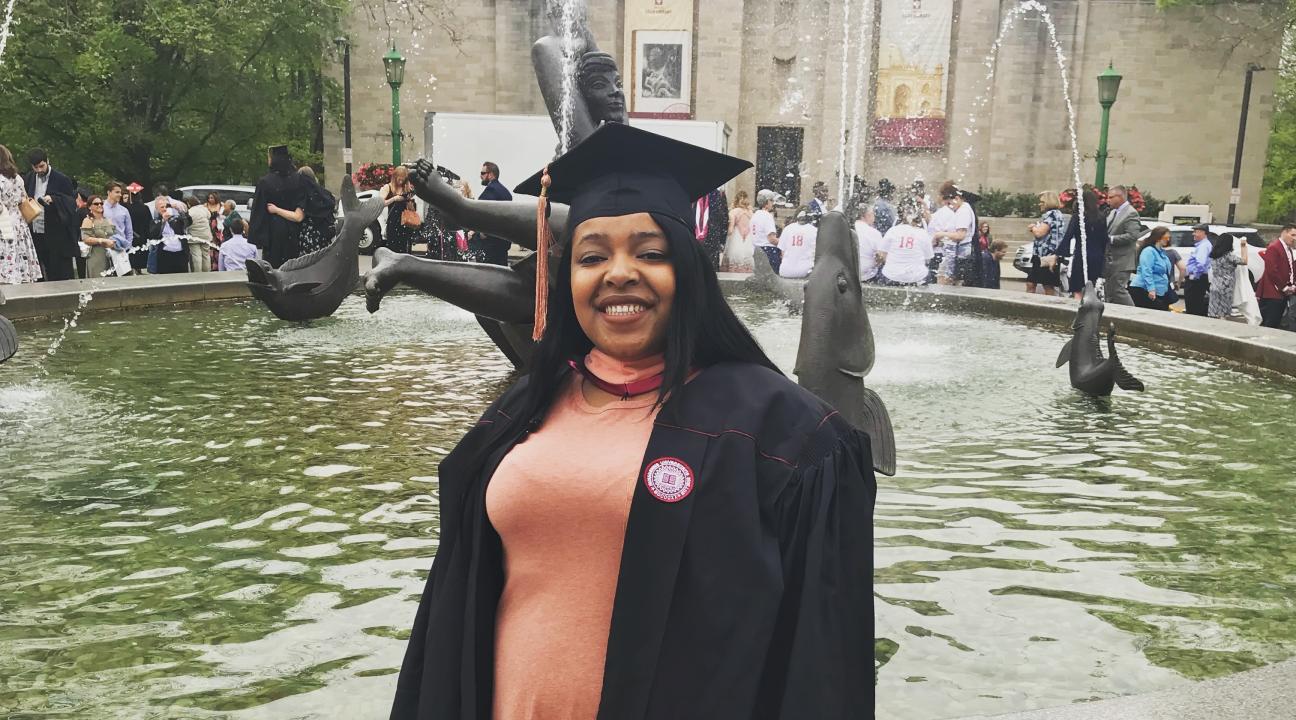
[568,358,664,400]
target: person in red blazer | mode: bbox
[1256,224,1296,328]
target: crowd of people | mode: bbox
[7,141,1293,334]
[0,143,332,283]
[716,178,1008,290]
[704,173,1296,333]
[1022,184,1296,330]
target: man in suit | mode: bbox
[1256,224,1296,328]
[474,161,512,266]
[23,148,80,281]
[1102,185,1141,305]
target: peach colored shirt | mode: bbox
[486,358,662,720]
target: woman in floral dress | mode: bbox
[0,144,43,284]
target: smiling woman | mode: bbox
[390,124,878,720]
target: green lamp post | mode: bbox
[1094,62,1123,188]
[383,44,407,165]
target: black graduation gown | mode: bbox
[23,169,79,259]
[248,170,306,268]
[391,362,877,720]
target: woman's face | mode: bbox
[1158,232,1172,247]
[90,199,103,216]
[570,212,676,362]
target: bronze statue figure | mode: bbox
[362,2,627,368]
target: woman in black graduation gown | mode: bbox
[248,145,306,268]
[391,124,876,720]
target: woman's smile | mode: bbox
[571,213,676,361]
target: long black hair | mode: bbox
[1209,233,1234,260]
[496,212,778,442]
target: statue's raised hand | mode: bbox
[408,160,461,209]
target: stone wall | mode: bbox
[324,0,1281,222]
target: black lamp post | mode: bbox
[334,36,353,176]
[383,44,407,166]
[1228,63,1264,224]
[1094,62,1123,188]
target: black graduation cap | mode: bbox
[514,123,752,236]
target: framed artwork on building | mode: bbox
[630,29,692,119]
[872,0,953,149]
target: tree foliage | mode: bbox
[0,0,346,191]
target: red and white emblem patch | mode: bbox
[643,457,694,503]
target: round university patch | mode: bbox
[643,457,695,503]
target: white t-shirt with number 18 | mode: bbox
[881,223,935,284]
[777,222,817,278]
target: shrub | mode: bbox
[1140,191,1191,219]
[354,162,394,190]
[974,187,1040,218]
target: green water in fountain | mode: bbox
[1,291,1294,719]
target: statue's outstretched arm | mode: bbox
[364,247,535,324]
[409,160,569,252]
[532,37,597,148]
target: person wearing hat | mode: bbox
[1182,223,1213,316]
[389,123,876,720]
[749,188,781,273]
[930,180,976,285]
[248,145,306,268]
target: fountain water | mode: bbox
[959,0,1090,283]
[0,0,16,65]
[556,0,581,153]
[846,0,874,202]
[834,0,854,204]
[42,291,94,362]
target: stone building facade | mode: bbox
[326,0,1282,221]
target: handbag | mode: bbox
[19,197,42,223]
[401,203,422,229]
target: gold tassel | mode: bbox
[533,166,552,341]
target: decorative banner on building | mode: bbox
[624,0,695,119]
[873,0,953,149]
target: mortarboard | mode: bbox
[515,123,752,340]
[514,123,752,237]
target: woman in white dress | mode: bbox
[0,144,43,284]
[722,189,754,272]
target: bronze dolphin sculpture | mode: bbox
[1056,282,1145,396]
[0,314,16,364]
[750,241,805,314]
[245,193,387,323]
[793,211,896,476]
[0,287,16,364]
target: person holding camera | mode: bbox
[1257,224,1296,329]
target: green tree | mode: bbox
[0,0,346,192]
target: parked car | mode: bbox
[177,185,255,220]
[1137,220,1266,285]
[1013,242,1034,275]
[338,189,387,255]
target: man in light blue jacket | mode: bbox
[1182,224,1213,316]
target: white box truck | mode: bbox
[422,112,732,196]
